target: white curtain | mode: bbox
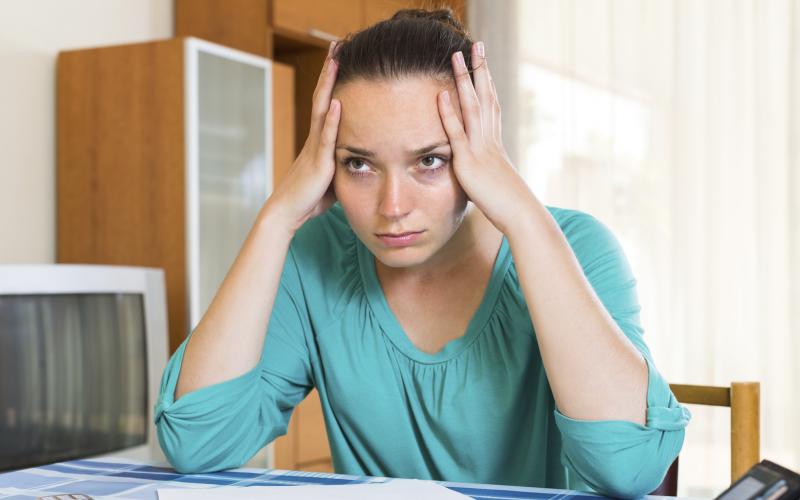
[468,0,800,496]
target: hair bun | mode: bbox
[390,8,466,34]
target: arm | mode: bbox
[504,202,647,424]
[155,41,344,473]
[174,203,294,399]
[508,203,689,497]
[438,41,689,497]
[155,246,314,472]
[175,41,342,399]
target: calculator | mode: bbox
[715,460,800,500]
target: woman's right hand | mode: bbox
[268,41,341,234]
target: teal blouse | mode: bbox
[154,204,690,498]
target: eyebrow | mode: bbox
[336,141,450,157]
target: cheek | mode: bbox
[333,172,373,226]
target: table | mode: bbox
[0,458,672,499]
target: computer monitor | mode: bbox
[0,264,169,471]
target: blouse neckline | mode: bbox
[356,233,512,364]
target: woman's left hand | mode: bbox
[437,42,535,235]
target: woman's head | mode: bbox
[331,8,478,272]
[333,8,474,86]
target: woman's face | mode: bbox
[332,76,467,271]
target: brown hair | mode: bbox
[332,7,475,86]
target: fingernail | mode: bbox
[327,58,337,75]
[328,41,335,57]
[455,51,466,69]
[442,90,451,105]
[476,41,485,58]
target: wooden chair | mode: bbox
[650,382,760,496]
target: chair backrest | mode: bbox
[649,382,760,496]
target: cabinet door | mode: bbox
[187,40,273,328]
[273,0,362,41]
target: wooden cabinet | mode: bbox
[364,0,414,26]
[274,390,333,471]
[57,38,295,357]
[273,0,363,42]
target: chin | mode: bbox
[360,235,435,269]
[373,251,428,269]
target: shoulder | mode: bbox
[291,203,353,251]
[542,206,635,291]
[290,203,355,263]
[285,204,361,305]
[545,205,625,263]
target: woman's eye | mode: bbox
[419,155,447,171]
[344,158,371,175]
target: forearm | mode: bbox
[174,199,296,400]
[505,195,647,424]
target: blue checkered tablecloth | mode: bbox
[0,458,671,499]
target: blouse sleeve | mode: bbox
[153,246,315,473]
[551,211,691,498]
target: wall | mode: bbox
[0,0,173,263]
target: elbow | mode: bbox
[562,427,686,498]
[156,419,224,473]
[589,468,667,499]
[154,402,289,474]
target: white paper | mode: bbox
[157,479,469,500]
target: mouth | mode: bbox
[375,230,425,248]
[376,231,424,237]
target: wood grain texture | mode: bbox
[660,382,761,493]
[296,389,332,464]
[670,383,731,407]
[730,382,760,482]
[271,61,296,186]
[297,459,334,473]
[175,0,273,57]
[57,39,187,355]
[273,0,362,41]
[363,0,415,26]
[274,47,326,156]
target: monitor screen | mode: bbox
[0,293,148,471]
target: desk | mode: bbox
[0,458,675,499]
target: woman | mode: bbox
[155,9,690,497]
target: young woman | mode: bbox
[155,9,690,497]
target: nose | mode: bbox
[378,171,412,220]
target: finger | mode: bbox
[487,66,502,144]
[471,41,494,138]
[309,41,339,138]
[451,50,482,142]
[316,99,341,164]
[437,90,469,154]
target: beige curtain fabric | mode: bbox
[467,0,800,496]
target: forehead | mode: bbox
[333,77,455,151]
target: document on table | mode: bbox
[157,478,469,499]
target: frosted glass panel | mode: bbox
[196,50,268,319]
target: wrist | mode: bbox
[257,197,300,238]
[499,194,548,240]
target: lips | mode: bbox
[375,230,425,248]
[377,231,423,237]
